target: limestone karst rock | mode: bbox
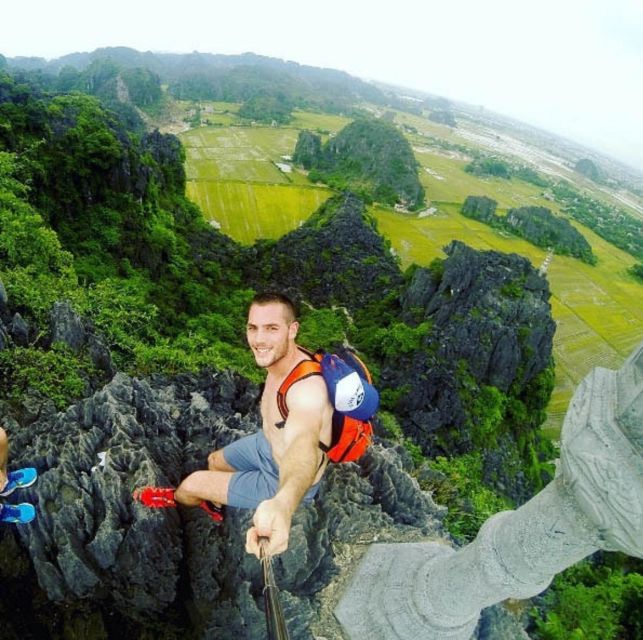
[2,370,446,638]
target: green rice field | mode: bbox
[186,181,333,244]
[179,120,338,244]
[178,106,643,436]
[415,149,559,211]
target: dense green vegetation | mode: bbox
[529,556,643,640]
[292,130,323,170]
[165,61,387,115]
[506,206,596,264]
[293,118,425,208]
[6,47,421,121]
[551,181,643,260]
[465,156,512,179]
[420,452,513,541]
[461,196,596,263]
[464,155,549,187]
[0,70,256,411]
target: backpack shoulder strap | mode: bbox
[276,348,322,419]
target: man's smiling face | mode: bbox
[246,302,298,369]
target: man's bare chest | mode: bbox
[260,381,285,430]
[259,380,289,462]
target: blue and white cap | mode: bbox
[321,353,379,420]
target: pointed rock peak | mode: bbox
[303,192,373,232]
[248,193,403,312]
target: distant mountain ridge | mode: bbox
[3,46,406,115]
[5,45,643,185]
[4,45,643,183]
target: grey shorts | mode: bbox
[223,431,320,509]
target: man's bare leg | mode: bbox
[174,470,232,506]
[174,448,235,507]
[0,427,8,491]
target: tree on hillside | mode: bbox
[82,58,120,95]
[168,71,221,101]
[628,262,643,282]
[57,65,83,92]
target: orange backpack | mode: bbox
[276,348,377,463]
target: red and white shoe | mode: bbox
[133,488,224,525]
[199,500,225,524]
[133,486,177,508]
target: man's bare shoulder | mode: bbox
[286,374,330,412]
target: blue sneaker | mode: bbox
[0,467,38,497]
[0,502,36,524]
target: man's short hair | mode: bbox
[250,291,298,322]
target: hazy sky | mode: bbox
[3,0,643,172]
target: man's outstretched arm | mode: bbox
[246,377,327,558]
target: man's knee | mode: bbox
[0,427,7,448]
[175,471,208,505]
[208,449,228,471]
[176,472,200,499]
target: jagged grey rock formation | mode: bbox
[335,341,643,639]
[399,241,555,397]
[8,312,29,347]
[393,241,556,503]
[0,212,559,638]
[50,301,87,355]
[0,278,30,351]
[1,369,446,638]
[48,300,115,376]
